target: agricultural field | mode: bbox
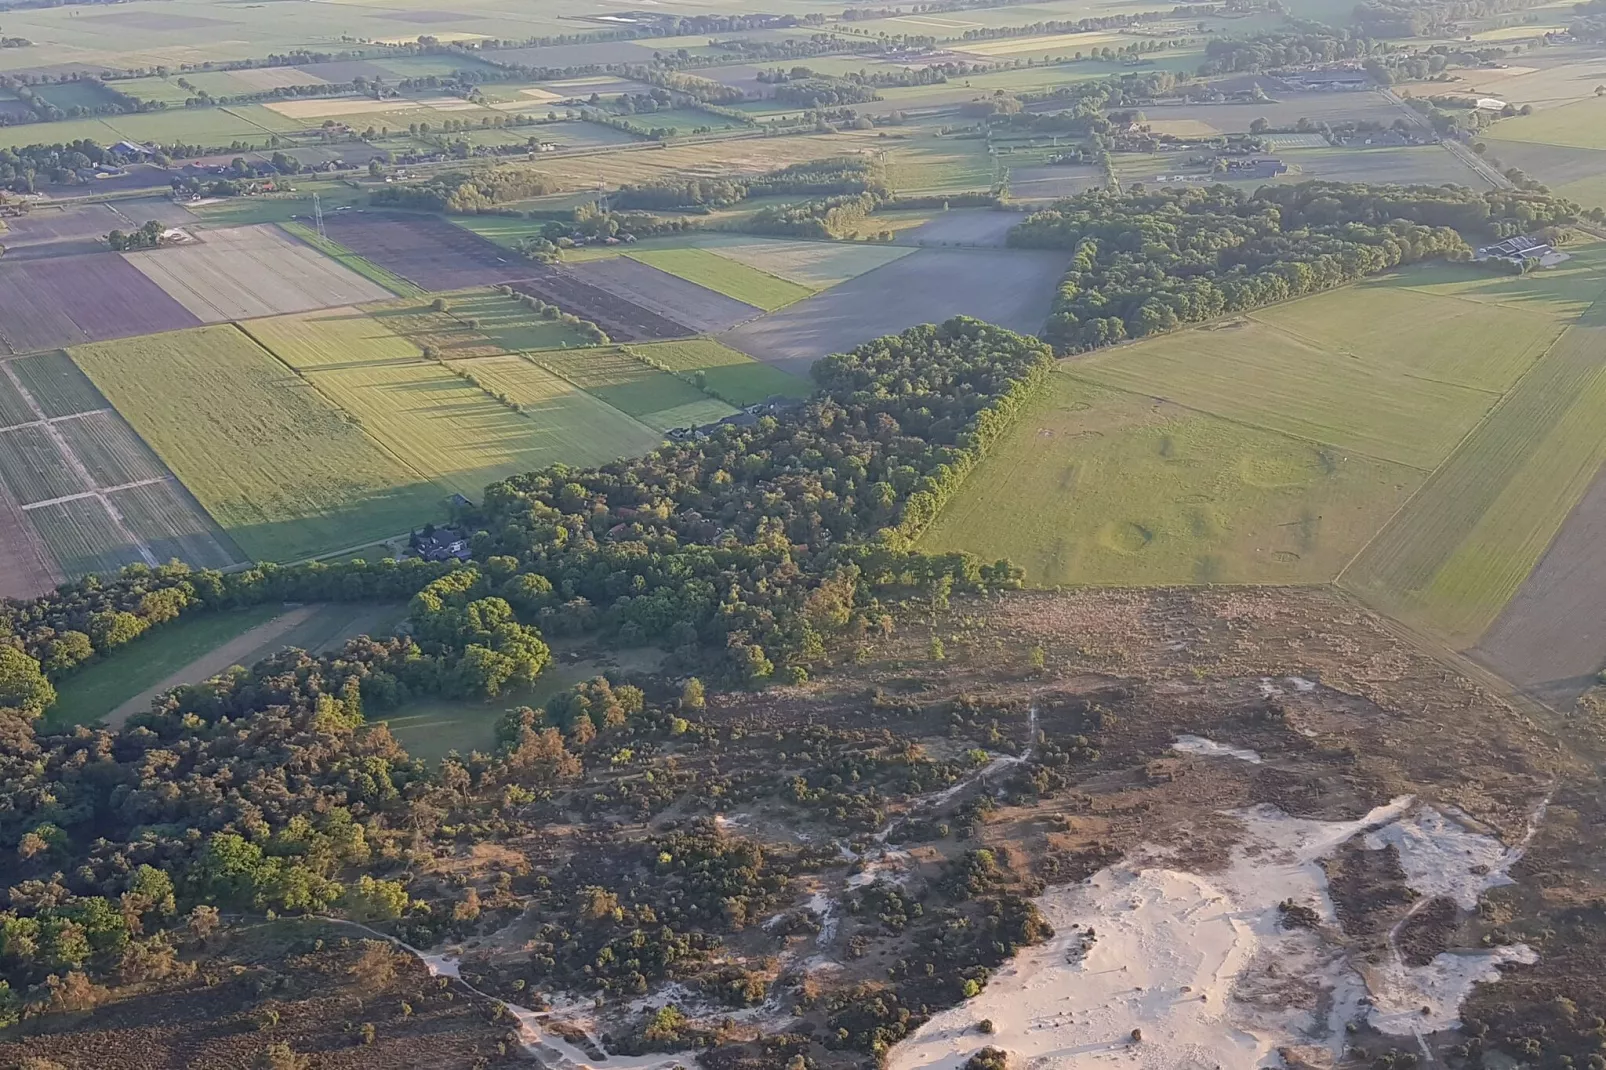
[367,289,595,356]
[920,375,1420,585]
[625,248,813,311]
[627,338,810,406]
[521,347,735,430]
[242,307,425,371]
[278,222,424,297]
[1482,97,1606,152]
[123,224,394,321]
[568,257,764,333]
[0,253,200,355]
[706,238,916,288]
[451,354,674,449]
[1422,48,1606,109]
[721,247,1070,376]
[319,212,537,291]
[882,133,998,195]
[70,325,443,563]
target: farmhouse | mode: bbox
[409,525,472,562]
[1475,234,1570,269]
[1220,157,1289,179]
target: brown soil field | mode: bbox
[508,269,694,342]
[569,256,763,334]
[898,207,1025,246]
[318,212,538,291]
[0,254,200,355]
[1007,164,1103,203]
[720,246,1069,375]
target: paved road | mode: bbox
[1379,88,1510,189]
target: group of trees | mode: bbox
[1010,183,1580,351]
[613,155,887,212]
[1352,0,1552,35]
[369,167,552,213]
[1198,25,1379,73]
[1570,0,1606,39]
[772,77,882,108]
[103,219,166,251]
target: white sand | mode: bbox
[1172,735,1262,764]
[888,796,1540,1070]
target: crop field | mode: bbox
[628,339,811,406]
[0,482,57,599]
[0,253,200,355]
[721,247,1069,376]
[319,213,537,291]
[901,209,1023,247]
[303,357,619,499]
[109,478,244,570]
[523,348,735,430]
[54,411,169,487]
[920,375,1419,585]
[28,497,148,578]
[1431,50,1606,108]
[448,355,668,458]
[1009,164,1104,202]
[1074,283,1566,471]
[1342,304,1606,648]
[0,373,32,426]
[519,130,886,192]
[244,308,424,372]
[1268,145,1488,187]
[508,272,691,343]
[71,325,443,563]
[0,424,81,504]
[123,224,394,322]
[626,248,813,311]
[277,222,423,297]
[569,257,763,333]
[7,351,112,419]
[883,134,998,196]
[1483,97,1606,151]
[368,290,594,357]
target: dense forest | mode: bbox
[1009,182,1583,351]
[1352,0,1554,35]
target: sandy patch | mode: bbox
[887,796,1539,1070]
[1172,734,1262,763]
[518,87,564,104]
[106,605,320,726]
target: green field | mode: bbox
[1485,98,1606,150]
[884,132,999,195]
[278,222,424,297]
[71,325,443,563]
[921,374,1421,585]
[524,347,737,430]
[45,605,283,729]
[924,253,1606,600]
[1342,303,1606,645]
[185,183,366,226]
[382,663,586,762]
[367,290,595,357]
[628,338,811,406]
[1074,282,1565,471]
[627,247,814,311]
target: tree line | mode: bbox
[1009,182,1581,352]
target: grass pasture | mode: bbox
[627,248,814,311]
[71,325,443,563]
[1075,284,1564,471]
[1342,304,1606,646]
[628,338,811,406]
[1483,97,1606,151]
[919,375,1420,585]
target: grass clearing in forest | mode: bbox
[44,605,282,729]
[627,338,811,406]
[71,325,443,563]
[627,248,814,311]
[919,374,1421,585]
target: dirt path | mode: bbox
[105,604,321,727]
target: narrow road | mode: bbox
[1378,87,1510,190]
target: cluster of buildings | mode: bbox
[666,395,804,441]
[1475,234,1570,271]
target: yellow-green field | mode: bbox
[1482,97,1606,150]
[628,338,811,406]
[366,290,594,357]
[243,307,424,371]
[921,376,1421,584]
[525,347,737,431]
[70,325,440,563]
[446,355,668,459]
[626,248,815,311]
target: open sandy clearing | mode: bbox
[888,790,1537,1070]
[106,604,321,726]
[123,224,393,321]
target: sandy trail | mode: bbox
[105,605,320,727]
